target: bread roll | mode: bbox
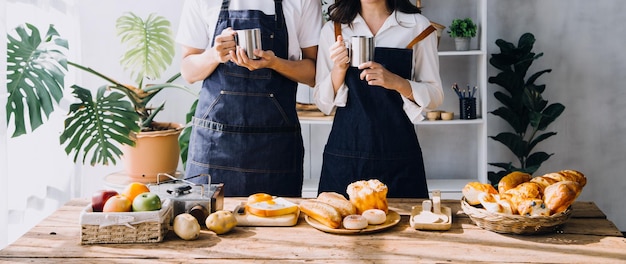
[346,179,388,214]
[299,200,342,229]
[559,170,587,188]
[544,181,581,214]
[342,215,368,230]
[505,182,543,199]
[529,176,558,192]
[316,192,356,217]
[498,171,532,194]
[362,209,387,225]
[478,193,513,215]
[462,182,498,205]
[247,193,273,204]
[516,198,550,216]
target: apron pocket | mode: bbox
[201,91,291,127]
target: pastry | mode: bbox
[544,180,581,214]
[498,171,532,194]
[478,192,513,215]
[361,209,387,225]
[342,215,368,230]
[299,200,342,229]
[346,179,389,214]
[462,182,498,205]
[516,198,550,216]
[529,176,558,192]
[316,192,357,217]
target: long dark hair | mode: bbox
[328,0,421,25]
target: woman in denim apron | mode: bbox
[177,0,320,197]
[314,0,443,198]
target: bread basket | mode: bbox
[461,197,572,235]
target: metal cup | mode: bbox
[234,28,262,60]
[350,36,374,67]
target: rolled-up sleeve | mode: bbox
[313,22,348,115]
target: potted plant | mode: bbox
[6,12,196,183]
[447,18,477,51]
[487,32,565,187]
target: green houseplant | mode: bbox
[487,32,565,187]
[447,18,477,51]
[6,12,196,181]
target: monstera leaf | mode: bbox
[60,85,140,166]
[6,23,67,137]
[116,12,175,86]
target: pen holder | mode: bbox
[459,97,476,120]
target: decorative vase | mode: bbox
[454,37,471,51]
[121,122,184,183]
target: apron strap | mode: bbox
[219,0,230,24]
[405,25,436,49]
[274,0,284,29]
[334,21,342,40]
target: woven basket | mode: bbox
[80,199,172,244]
[461,197,572,235]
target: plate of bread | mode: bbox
[461,169,586,234]
[299,179,400,234]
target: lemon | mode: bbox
[205,210,237,235]
[173,213,201,240]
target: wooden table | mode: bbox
[1,198,625,263]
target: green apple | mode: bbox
[131,192,162,212]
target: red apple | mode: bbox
[91,190,119,212]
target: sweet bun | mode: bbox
[342,215,368,230]
[478,192,513,215]
[544,181,581,214]
[346,179,389,214]
[316,192,357,217]
[498,171,532,194]
[362,209,387,225]
[505,182,543,199]
[529,176,558,192]
[462,182,498,205]
[516,198,550,216]
[299,200,342,229]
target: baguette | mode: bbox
[316,192,356,217]
[299,200,342,229]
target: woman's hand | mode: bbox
[358,61,404,89]
[330,35,350,71]
[213,28,237,63]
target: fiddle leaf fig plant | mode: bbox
[487,32,565,186]
[6,12,196,166]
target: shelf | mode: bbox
[438,50,485,56]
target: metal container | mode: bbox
[350,36,374,67]
[148,173,224,225]
[235,28,262,59]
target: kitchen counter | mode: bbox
[1,198,625,263]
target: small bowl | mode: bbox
[441,112,454,120]
[426,111,441,121]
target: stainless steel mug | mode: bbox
[350,36,374,67]
[234,28,262,60]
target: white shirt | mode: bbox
[176,0,321,61]
[314,12,444,123]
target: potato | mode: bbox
[205,210,237,235]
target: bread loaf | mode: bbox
[477,193,513,215]
[558,170,587,187]
[462,182,498,205]
[246,197,299,217]
[316,192,356,217]
[498,171,532,194]
[544,181,581,214]
[299,200,342,229]
[346,179,389,214]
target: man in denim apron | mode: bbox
[177,0,320,197]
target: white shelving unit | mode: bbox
[299,0,488,199]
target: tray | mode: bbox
[305,210,400,234]
[410,205,452,231]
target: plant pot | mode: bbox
[454,37,471,51]
[121,122,184,183]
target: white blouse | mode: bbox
[314,11,443,123]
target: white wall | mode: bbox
[3,0,625,248]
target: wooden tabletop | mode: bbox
[1,198,625,263]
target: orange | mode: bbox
[122,182,151,203]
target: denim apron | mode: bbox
[185,0,304,197]
[318,23,435,198]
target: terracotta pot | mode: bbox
[121,122,184,183]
